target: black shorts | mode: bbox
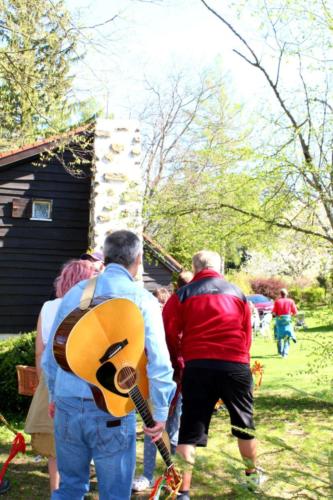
[178,360,255,446]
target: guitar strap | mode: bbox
[79,275,98,311]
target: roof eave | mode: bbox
[0,124,94,168]
[143,233,183,273]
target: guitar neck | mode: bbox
[129,385,173,468]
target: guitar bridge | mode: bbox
[99,339,128,364]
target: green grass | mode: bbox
[1,306,332,499]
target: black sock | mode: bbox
[245,471,257,476]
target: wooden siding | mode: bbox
[143,251,175,292]
[0,145,92,333]
[0,132,179,334]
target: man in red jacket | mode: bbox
[163,251,261,499]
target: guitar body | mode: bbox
[54,295,182,497]
[53,297,149,417]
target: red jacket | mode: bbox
[272,298,297,316]
[163,269,252,365]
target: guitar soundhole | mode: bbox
[117,366,137,391]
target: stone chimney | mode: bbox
[89,119,143,261]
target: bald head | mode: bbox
[192,250,221,274]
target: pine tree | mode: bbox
[0,0,79,149]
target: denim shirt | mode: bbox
[42,264,176,422]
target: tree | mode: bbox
[199,0,333,246]
[0,0,80,149]
[243,232,332,282]
[141,71,221,201]
[141,71,277,267]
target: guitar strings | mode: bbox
[118,366,172,465]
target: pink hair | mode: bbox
[54,259,97,298]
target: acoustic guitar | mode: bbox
[53,297,181,497]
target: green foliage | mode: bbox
[146,153,276,269]
[201,0,333,246]
[297,306,333,383]
[289,285,326,306]
[0,332,35,414]
[0,0,80,149]
[143,73,286,265]
[288,286,303,304]
[317,269,333,303]
[301,286,326,306]
[226,270,252,295]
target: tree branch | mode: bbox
[160,201,333,244]
[200,0,313,166]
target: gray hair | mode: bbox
[192,250,221,273]
[104,230,142,268]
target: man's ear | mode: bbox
[136,252,143,266]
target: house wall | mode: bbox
[88,119,145,284]
[0,121,178,335]
[0,148,91,333]
[142,254,175,291]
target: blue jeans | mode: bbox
[277,337,290,357]
[52,397,136,500]
[143,395,182,481]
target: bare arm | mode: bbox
[35,313,44,379]
[291,300,298,316]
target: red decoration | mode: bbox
[0,413,26,486]
[0,433,26,484]
[251,361,264,387]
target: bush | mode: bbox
[288,286,303,304]
[289,285,326,306]
[317,272,333,304]
[250,277,287,299]
[0,332,36,415]
[301,286,326,306]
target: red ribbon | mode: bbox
[149,468,181,499]
[149,475,165,499]
[0,433,26,484]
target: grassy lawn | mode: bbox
[0,306,332,499]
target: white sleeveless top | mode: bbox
[40,298,62,346]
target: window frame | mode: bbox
[30,199,53,222]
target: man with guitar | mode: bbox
[163,250,263,499]
[42,230,176,500]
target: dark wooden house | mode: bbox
[0,126,182,334]
[143,233,183,290]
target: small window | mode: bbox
[31,199,52,221]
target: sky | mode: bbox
[66,0,263,118]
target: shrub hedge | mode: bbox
[250,277,287,299]
[0,332,36,415]
[289,286,326,306]
[288,286,302,304]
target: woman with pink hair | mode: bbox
[25,259,100,493]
